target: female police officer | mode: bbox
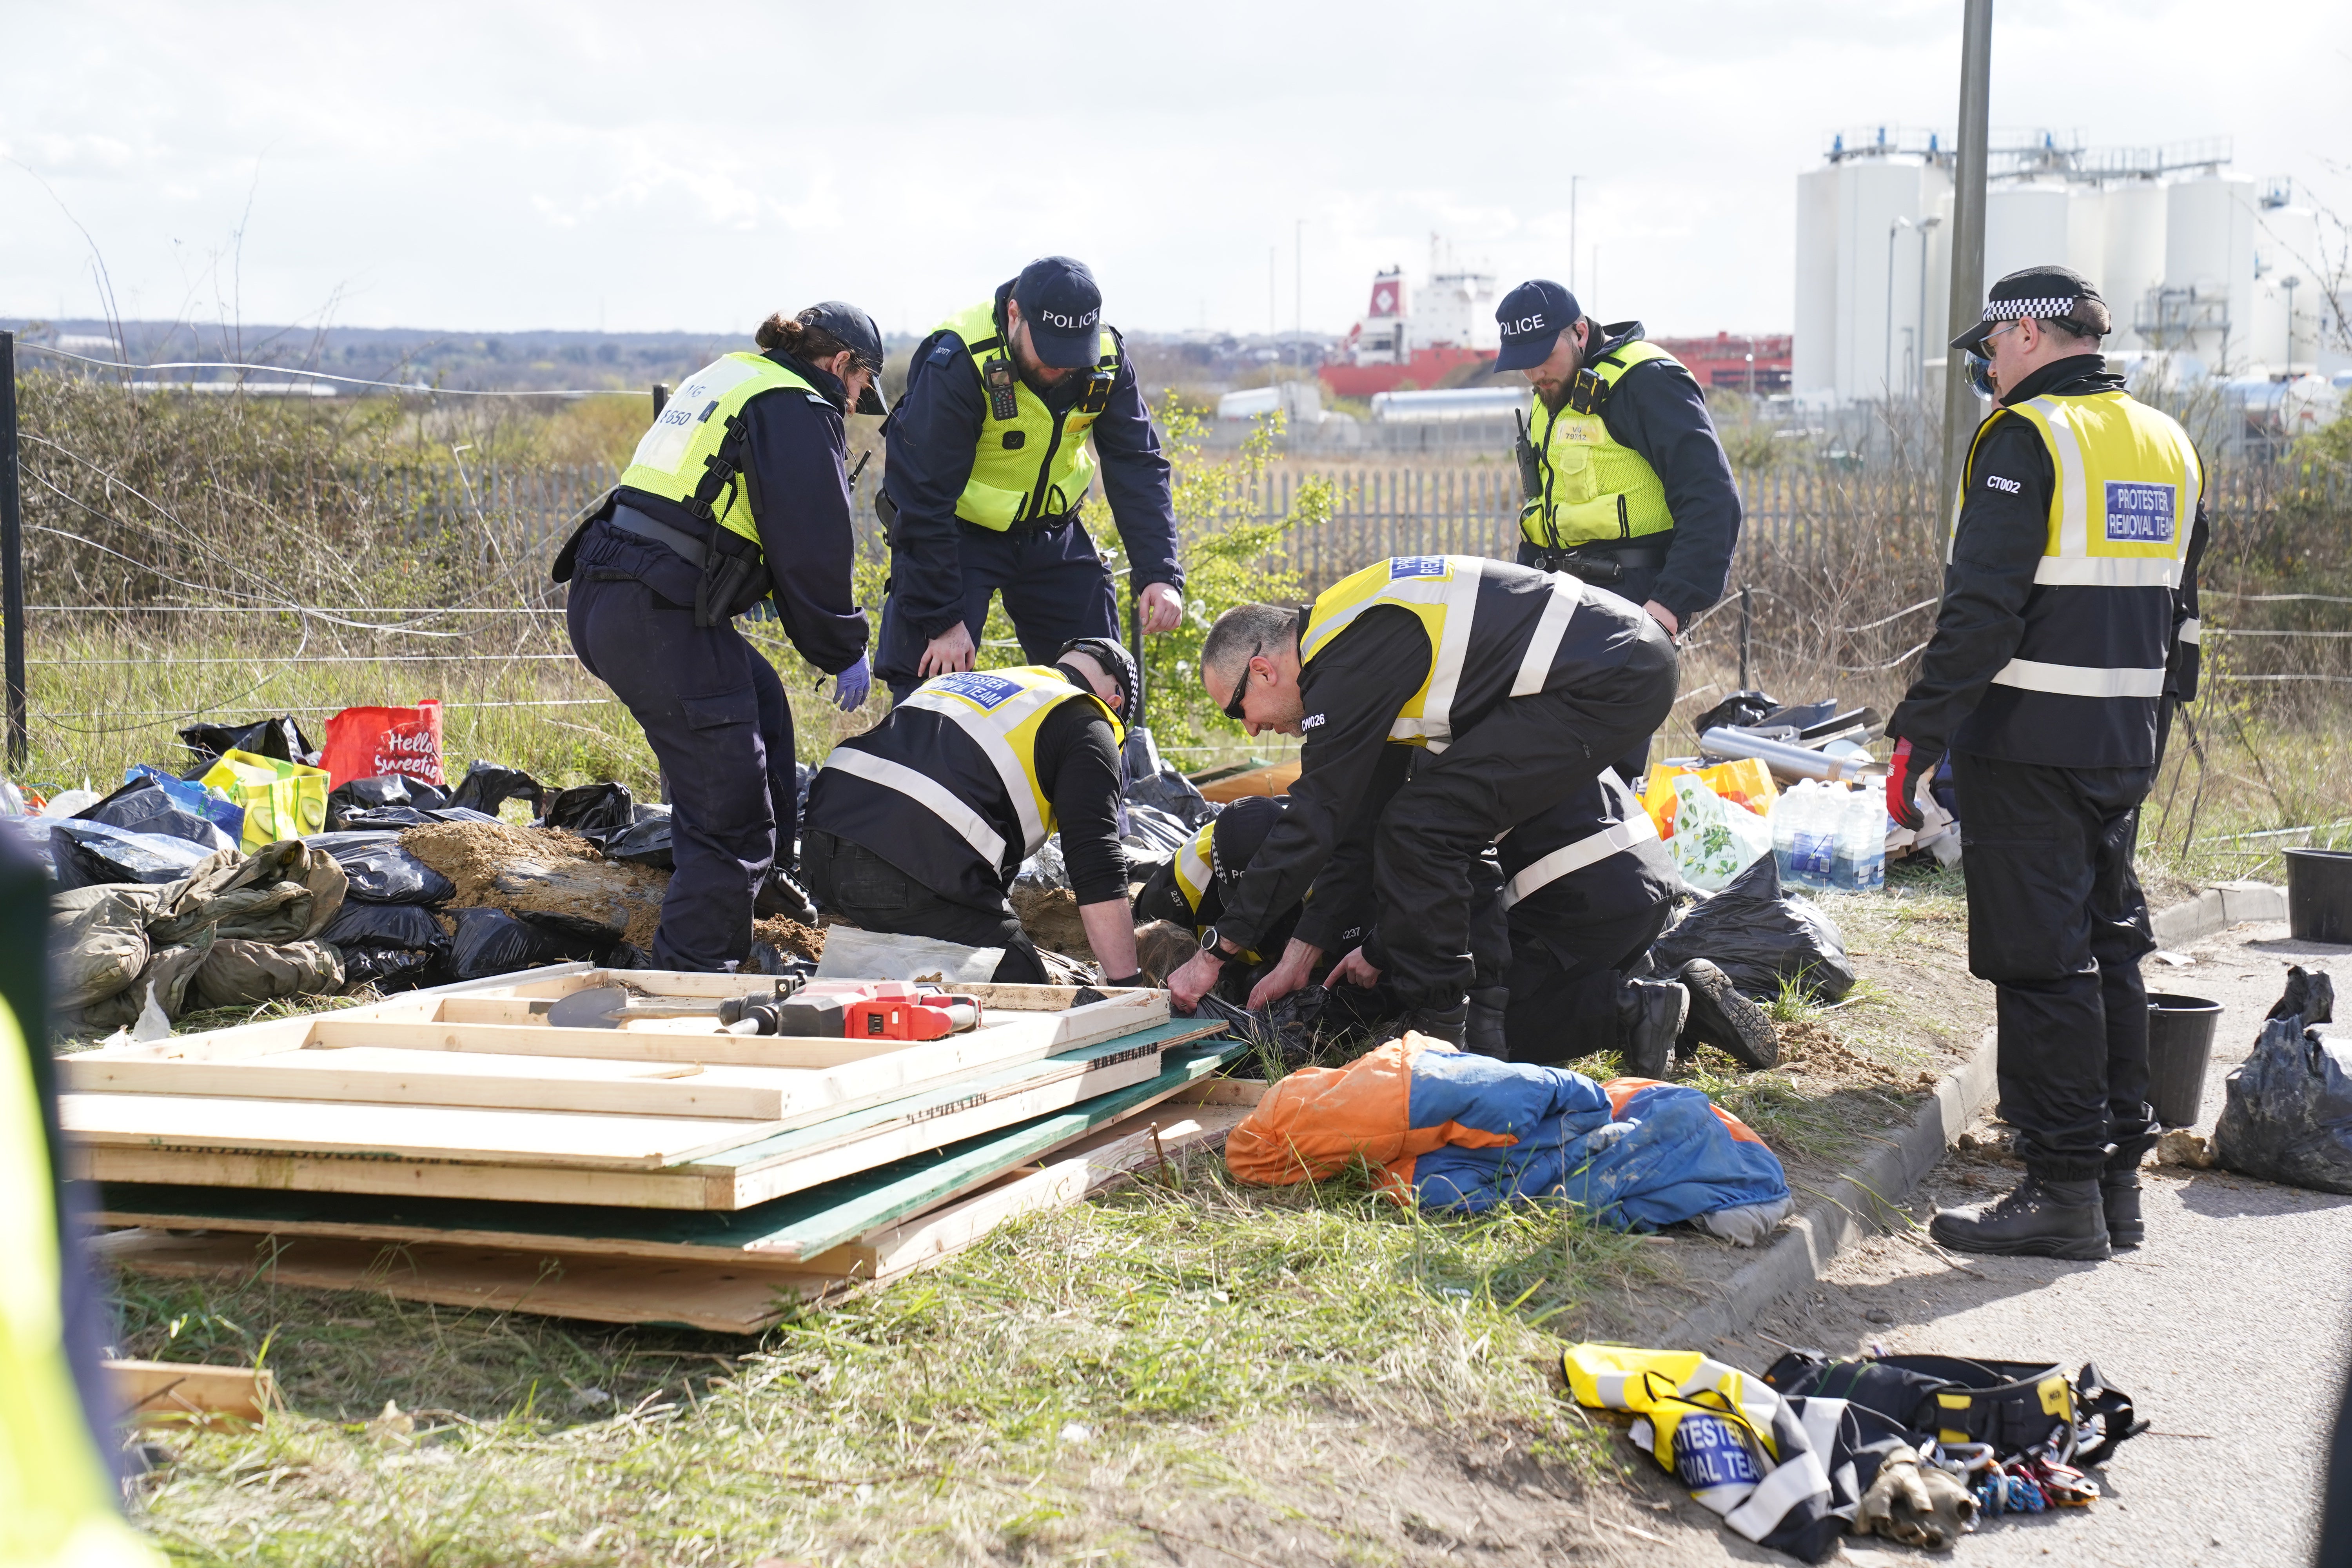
[554,303,882,971]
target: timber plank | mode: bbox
[107,1358,276,1426]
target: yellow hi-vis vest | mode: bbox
[1962,389,2200,701]
[617,352,829,547]
[820,666,1122,869]
[1300,555,1583,751]
[1171,820,1214,918]
[0,993,168,1568]
[1521,338,1680,549]
[935,300,1121,529]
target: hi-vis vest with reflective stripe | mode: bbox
[820,666,1121,873]
[1499,769,1660,909]
[1521,339,1679,549]
[1301,556,1583,751]
[1962,390,2198,702]
[619,352,828,546]
[0,993,169,1568]
[936,300,1121,530]
[1171,820,1214,917]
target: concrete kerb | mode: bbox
[1655,879,2285,1349]
[1660,1027,1999,1348]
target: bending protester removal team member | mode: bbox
[802,639,1144,986]
[1494,279,1743,774]
[875,256,1185,704]
[1129,797,1352,1002]
[1496,770,1775,1076]
[1884,265,2208,1261]
[1166,555,1677,1050]
[554,303,881,972]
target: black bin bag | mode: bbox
[315,839,456,905]
[543,782,635,841]
[76,777,238,853]
[1650,853,1856,1004]
[445,906,600,980]
[2215,976,2352,1195]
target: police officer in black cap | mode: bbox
[1887,265,2208,1260]
[556,303,882,972]
[802,637,1145,985]
[1493,280,1744,775]
[877,258,1185,704]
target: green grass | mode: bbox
[119,1146,1652,1567]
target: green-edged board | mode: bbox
[92,1031,1245,1264]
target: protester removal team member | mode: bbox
[802,638,1145,986]
[1885,265,2208,1261]
[1493,279,1743,774]
[876,256,1185,704]
[1166,556,1678,1049]
[556,304,880,972]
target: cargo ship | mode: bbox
[1319,258,1500,400]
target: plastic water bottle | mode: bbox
[1830,785,1888,892]
[1771,781,1838,892]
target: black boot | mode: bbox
[1465,987,1510,1058]
[755,863,818,926]
[2101,1170,2145,1247]
[1619,977,1690,1079]
[1399,1000,1468,1047]
[1672,959,1780,1069]
[1930,1174,2111,1261]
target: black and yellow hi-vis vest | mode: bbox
[933,299,1122,529]
[1520,339,1681,550]
[1299,555,1588,751]
[1953,386,2200,765]
[617,352,832,548]
[813,666,1121,887]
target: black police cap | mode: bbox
[1012,256,1105,369]
[1056,636,1137,720]
[1951,265,2112,354]
[795,301,889,415]
[1494,279,1582,373]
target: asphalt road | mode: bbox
[1608,920,2352,1567]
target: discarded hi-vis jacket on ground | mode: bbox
[1222,1036,1790,1233]
[1563,1344,1888,1563]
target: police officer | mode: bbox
[1165,556,1678,1047]
[877,256,1184,704]
[1497,772,1775,1075]
[802,639,1144,986]
[1886,266,2208,1260]
[555,304,880,972]
[1494,279,1744,774]
[1130,797,1349,1002]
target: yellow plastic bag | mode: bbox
[200,748,330,850]
[1641,757,1779,839]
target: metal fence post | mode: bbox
[1739,585,1754,691]
[652,383,670,419]
[0,331,24,772]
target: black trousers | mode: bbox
[1365,654,1677,1010]
[802,830,1048,984]
[568,571,798,972]
[1502,902,1675,1065]
[1953,750,2159,1180]
[877,517,1121,704]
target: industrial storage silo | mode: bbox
[2250,199,2324,374]
[2101,182,2170,351]
[1984,185,2073,284]
[2164,174,2256,369]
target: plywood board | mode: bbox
[107,1358,276,1427]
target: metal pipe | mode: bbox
[1940,0,1995,505]
[1739,585,1754,689]
[1701,726,1882,783]
[0,331,23,773]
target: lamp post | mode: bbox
[1916,215,1942,399]
[1886,216,1919,401]
[1939,0,1995,505]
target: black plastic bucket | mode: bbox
[2146,993,2223,1128]
[2286,848,2352,944]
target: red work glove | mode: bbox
[1886,738,1944,831]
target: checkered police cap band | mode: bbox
[1980,296,2080,322]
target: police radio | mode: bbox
[1074,364,1115,416]
[1513,408,1541,503]
[983,355,1020,422]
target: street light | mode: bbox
[1887,216,1918,402]
[1915,216,1942,399]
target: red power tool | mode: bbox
[769,980,982,1041]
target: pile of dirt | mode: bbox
[400,822,670,949]
[1010,880,1092,958]
[752,916,824,962]
[1772,1015,1925,1089]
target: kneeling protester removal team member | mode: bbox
[1498,771,1775,1076]
[1130,797,1346,999]
[1885,265,2208,1261]
[1168,555,1678,1048]
[555,303,881,972]
[802,639,1144,985]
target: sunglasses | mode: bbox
[1222,642,1263,722]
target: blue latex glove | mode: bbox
[741,595,780,622]
[832,654,871,711]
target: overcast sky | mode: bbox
[4,1,2347,345]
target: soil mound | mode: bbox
[400,822,670,948]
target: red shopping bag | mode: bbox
[319,699,445,790]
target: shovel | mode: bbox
[547,984,795,1032]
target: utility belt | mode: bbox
[874,488,1082,541]
[1528,540,1668,586]
[1763,1350,2145,1467]
[551,490,769,628]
